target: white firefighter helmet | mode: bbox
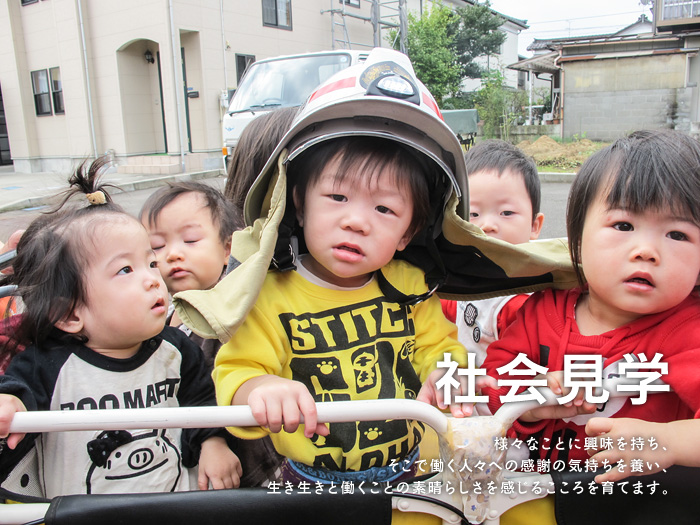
[243,47,468,227]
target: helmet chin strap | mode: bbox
[375,270,440,306]
[271,202,299,273]
[386,219,449,306]
[271,211,446,307]
[271,165,451,305]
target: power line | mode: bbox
[524,24,644,36]
[526,9,648,26]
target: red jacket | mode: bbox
[483,288,700,463]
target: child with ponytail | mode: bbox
[0,157,241,498]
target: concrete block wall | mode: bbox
[563,87,693,141]
[561,54,695,141]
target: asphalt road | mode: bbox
[0,177,570,243]
[538,180,570,240]
[0,177,227,243]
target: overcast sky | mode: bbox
[487,0,654,56]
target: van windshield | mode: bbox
[228,53,354,113]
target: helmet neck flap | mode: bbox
[172,50,576,343]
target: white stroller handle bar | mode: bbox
[493,375,656,426]
[1,376,665,525]
[8,375,655,435]
[2,503,50,525]
[9,398,450,434]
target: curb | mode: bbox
[0,169,224,213]
[539,172,576,182]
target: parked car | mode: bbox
[222,50,368,166]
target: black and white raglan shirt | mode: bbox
[0,327,228,499]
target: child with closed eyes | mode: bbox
[140,182,237,371]
[140,181,283,488]
[0,158,240,499]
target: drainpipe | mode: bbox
[76,0,98,160]
[168,0,186,172]
[528,69,533,125]
[220,0,228,89]
[371,0,379,48]
[557,48,564,141]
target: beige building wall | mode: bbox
[0,1,33,163]
[1,1,529,172]
[0,0,91,171]
[0,0,381,173]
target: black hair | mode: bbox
[465,139,541,218]
[286,136,435,242]
[224,106,299,224]
[567,129,700,286]
[1,156,137,348]
[139,181,239,244]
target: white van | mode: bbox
[222,50,368,164]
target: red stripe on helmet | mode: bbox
[309,76,357,102]
[422,93,444,121]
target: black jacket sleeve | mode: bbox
[161,328,233,468]
[0,343,71,481]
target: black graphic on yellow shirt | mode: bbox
[312,421,424,471]
[280,297,415,353]
[280,298,423,470]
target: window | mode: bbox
[235,54,255,84]
[30,68,63,116]
[31,70,51,116]
[661,0,700,20]
[49,67,64,114]
[340,0,360,7]
[262,0,291,29]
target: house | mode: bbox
[509,12,700,141]
[0,1,386,173]
[655,0,700,33]
[654,0,700,136]
[0,0,530,172]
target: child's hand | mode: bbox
[520,371,596,423]
[198,436,243,490]
[0,229,23,275]
[544,371,587,406]
[585,417,674,483]
[0,394,27,449]
[416,368,475,418]
[234,375,330,438]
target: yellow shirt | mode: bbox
[214,259,466,472]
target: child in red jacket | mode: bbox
[483,129,700,466]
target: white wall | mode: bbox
[1,0,381,172]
